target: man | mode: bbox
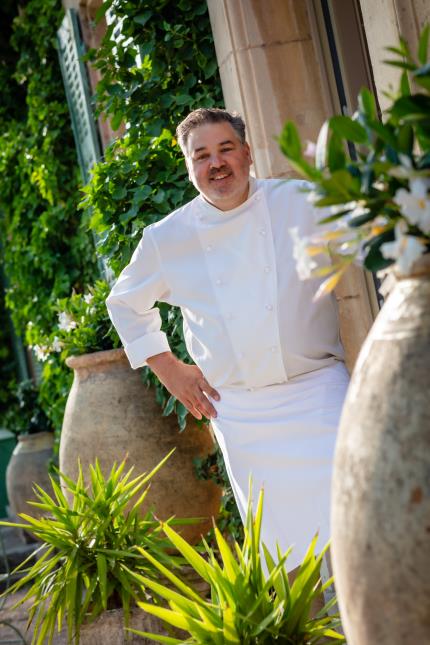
[106,108,349,572]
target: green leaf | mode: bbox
[133,11,153,27]
[400,70,411,97]
[418,24,430,65]
[327,132,347,172]
[279,121,302,161]
[112,185,127,200]
[329,116,367,144]
[110,111,123,131]
[358,88,377,121]
[96,554,108,610]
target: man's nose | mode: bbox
[209,153,224,168]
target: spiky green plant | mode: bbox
[0,452,189,645]
[128,488,345,644]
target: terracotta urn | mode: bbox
[331,258,430,644]
[6,431,54,542]
[59,348,221,543]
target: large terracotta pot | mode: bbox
[331,259,430,644]
[59,348,221,543]
[6,431,54,542]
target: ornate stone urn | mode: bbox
[331,257,430,644]
[60,348,221,543]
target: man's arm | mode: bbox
[107,227,220,419]
[147,352,220,420]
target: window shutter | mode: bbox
[57,9,113,282]
[57,8,101,184]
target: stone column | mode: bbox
[359,0,430,111]
[207,0,377,371]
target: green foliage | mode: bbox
[0,453,185,645]
[0,0,98,432]
[129,488,344,644]
[0,281,18,420]
[279,27,430,285]
[194,448,244,543]
[27,280,121,361]
[3,379,54,438]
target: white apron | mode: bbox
[210,361,350,571]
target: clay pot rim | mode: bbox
[17,430,54,443]
[66,347,127,369]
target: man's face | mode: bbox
[185,122,252,211]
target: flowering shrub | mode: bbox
[26,280,120,362]
[279,26,430,293]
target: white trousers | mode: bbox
[211,361,350,571]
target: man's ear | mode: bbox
[184,156,192,181]
[244,141,253,166]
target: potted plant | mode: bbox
[128,487,344,644]
[0,452,187,644]
[35,280,221,544]
[5,379,55,541]
[279,26,430,645]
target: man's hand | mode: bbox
[147,352,220,420]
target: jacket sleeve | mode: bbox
[106,226,171,369]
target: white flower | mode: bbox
[58,311,77,331]
[51,336,63,353]
[329,201,358,216]
[88,307,96,316]
[83,293,94,304]
[381,222,425,275]
[304,140,317,159]
[394,178,430,234]
[306,191,320,205]
[290,227,318,280]
[33,344,49,362]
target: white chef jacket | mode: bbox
[106,178,344,389]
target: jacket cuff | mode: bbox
[123,332,171,369]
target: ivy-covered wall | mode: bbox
[0,0,98,431]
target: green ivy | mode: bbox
[0,0,98,433]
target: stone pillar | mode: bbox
[359,0,430,111]
[207,0,377,371]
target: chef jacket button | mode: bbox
[259,228,266,236]
[206,245,212,252]
[264,266,270,273]
[265,304,273,311]
[270,346,277,353]
[215,279,222,286]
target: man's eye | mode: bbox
[221,147,233,152]
[196,154,209,161]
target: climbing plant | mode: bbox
[0,0,98,432]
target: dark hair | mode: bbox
[176,108,246,154]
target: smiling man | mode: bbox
[106,108,349,572]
